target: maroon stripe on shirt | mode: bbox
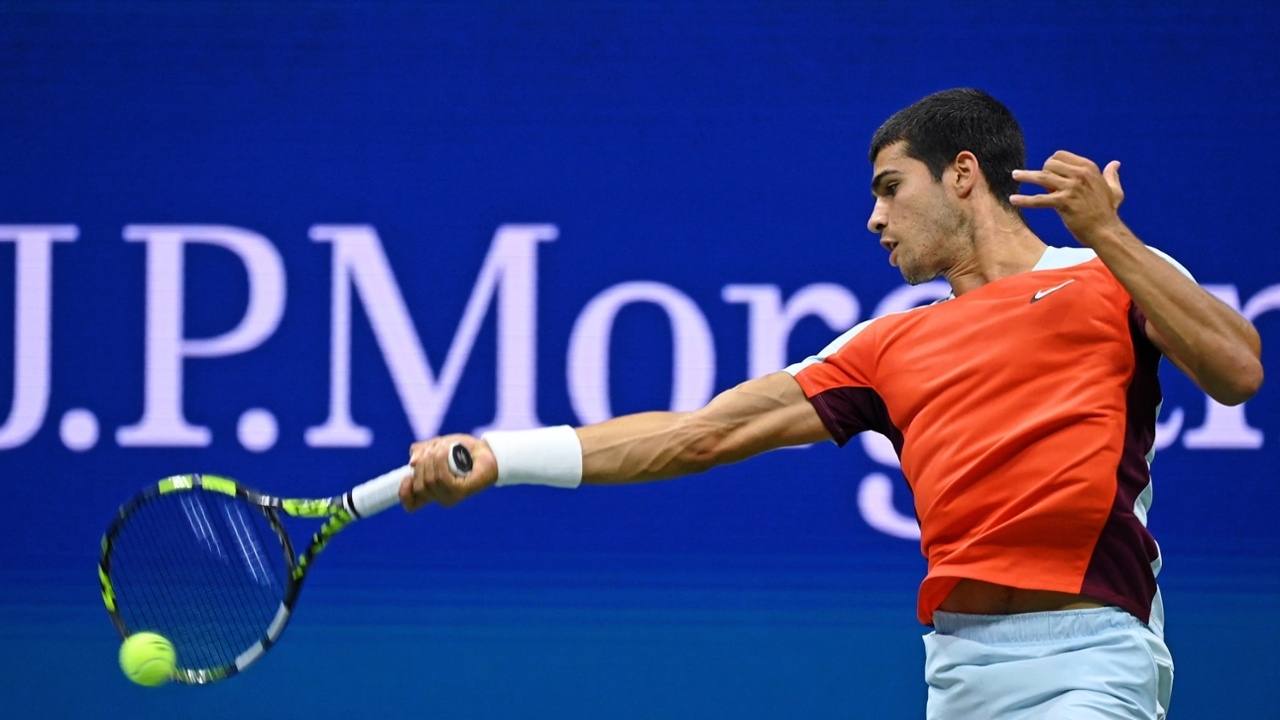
[809,384,904,453]
[1079,303,1162,623]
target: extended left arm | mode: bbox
[1012,151,1263,405]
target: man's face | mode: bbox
[867,142,969,285]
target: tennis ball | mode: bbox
[119,632,176,687]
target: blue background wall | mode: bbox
[2,2,1277,717]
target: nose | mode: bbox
[867,199,887,235]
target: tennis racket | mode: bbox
[98,444,473,684]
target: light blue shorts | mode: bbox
[924,607,1174,719]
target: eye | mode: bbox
[884,182,899,197]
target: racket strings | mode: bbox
[132,496,239,673]
[108,489,292,674]
[138,499,257,671]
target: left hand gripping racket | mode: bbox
[98,446,473,684]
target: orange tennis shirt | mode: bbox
[787,248,1184,626]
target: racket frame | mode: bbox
[100,473,364,684]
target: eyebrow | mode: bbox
[870,169,899,197]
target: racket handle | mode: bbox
[447,442,474,476]
[345,445,472,517]
[346,465,412,518]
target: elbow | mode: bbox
[671,413,732,474]
[1231,357,1264,405]
[1209,356,1264,406]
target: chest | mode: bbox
[867,273,1136,428]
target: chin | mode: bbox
[900,266,939,286]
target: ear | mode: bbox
[950,151,981,199]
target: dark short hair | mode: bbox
[869,88,1025,214]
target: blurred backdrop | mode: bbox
[1,2,1277,718]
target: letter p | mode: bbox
[117,225,285,446]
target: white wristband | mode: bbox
[482,426,583,488]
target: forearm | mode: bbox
[401,373,828,509]
[578,372,829,485]
[1088,222,1263,404]
[577,411,710,484]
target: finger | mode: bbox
[1047,150,1093,169]
[418,442,455,505]
[1046,149,1108,184]
[1012,168,1068,191]
[400,472,427,512]
[1042,155,1099,180]
[1103,160,1123,192]
[411,437,442,464]
[409,463,428,498]
[439,446,473,503]
[1009,192,1065,209]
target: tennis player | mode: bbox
[401,88,1263,719]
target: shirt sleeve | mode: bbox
[784,318,899,448]
[1146,245,1197,283]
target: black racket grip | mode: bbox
[447,442,473,476]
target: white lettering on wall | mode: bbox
[857,433,920,540]
[722,283,860,377]
[567,281,715,424]
[305,224,557,447]
[0,221,1271,533]
[116,225,286,447]
[0,225,78,449]
[1180,284,1273,449]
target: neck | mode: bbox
[944,206,1047,296]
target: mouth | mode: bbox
[884,240,899,266]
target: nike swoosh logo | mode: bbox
[1031,279,1075,303]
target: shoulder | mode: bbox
[784,318,875,376]
[1034,246,1098,270]
[1144,246,1196,282]
[784,303,934,376]
[1035,245,1196,282]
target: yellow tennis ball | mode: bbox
[119,632,176,687]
